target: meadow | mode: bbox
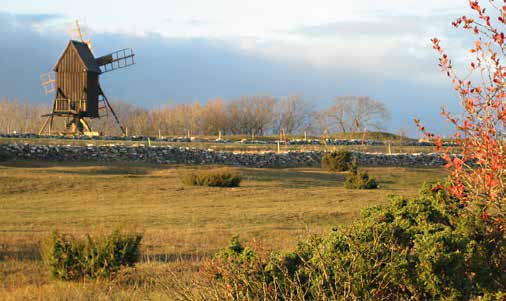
[0,160,447,300]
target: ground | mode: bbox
[0,161,446,300]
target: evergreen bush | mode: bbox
[207,184,505,300]
[181,168,241,187]
[321,150,352,171]
[42,229,142,280]
[344,161,378,189]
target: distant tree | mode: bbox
[151,106,167,136]
[273,96,313,134]
[249,96,276,136]
[312,110,332,135]
[0,99,48,134]
[228,96,276,136]
[93,101,139,136]
[325,96,391,132]
[200,98,229,135]
[171,103,202,136]
[130,108,152,136]
[226,99,245,134]
[1,94,396,137]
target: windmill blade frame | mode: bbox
[67,20,94,53]
[40,72,56,95]
[96,48,135,73]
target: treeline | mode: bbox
[0,100,49,134]
[0,96,391,136]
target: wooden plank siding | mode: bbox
[86,73,99,117]
[54,42,100,118]
[56,44,86,102]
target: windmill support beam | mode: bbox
[39,112,94,135]
[80,118,91,132]
[38,116,50,135]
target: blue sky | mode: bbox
[0,0,471,135]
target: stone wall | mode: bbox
[0,133,456,147]
[0,143,447,168]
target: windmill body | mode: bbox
[40,37,134,135]
[54,41,101,119]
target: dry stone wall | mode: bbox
[0,143,447,168]
[0,133,456,147]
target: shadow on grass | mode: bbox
[142,252,209,263]
[48,167,152,176]
[241,168,346,188]
[0,161,160,176]
[0,245,41,261]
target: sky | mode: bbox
[0,0,472,135]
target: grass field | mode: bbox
[0,161,447,300]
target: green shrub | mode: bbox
[207,184,505,300]
[181,168,241,187]
[42,229,142,280]
[344,162,378,189]
[321,150,352,171]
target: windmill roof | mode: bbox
[53,40,101,73]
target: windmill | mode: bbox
[39,20,134,135]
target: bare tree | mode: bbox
[90,101,138,136]
[200,98,229,135]
[311,110,331,135]
[249,96,276,136]
[325,96,390,132]
[273,96,313,134]
[153,101,182,136]
[0,96,392,137]
[0,99,49,134]
[227,96,276,136]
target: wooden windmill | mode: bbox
[39,21,134,135]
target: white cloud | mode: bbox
[1,1,473,85]
[139,2,468,85]
[232,15,459,84]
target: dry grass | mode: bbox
[0,161,447,299]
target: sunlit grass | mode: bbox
[0,161,447,299]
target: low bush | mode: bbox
[321,150,352,171]
[42,229,142,280]
[181,168,241,187]
[344,162,378,189]
[205,183,505,300]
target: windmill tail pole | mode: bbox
[106,98,126,136]
[99,87,126,136]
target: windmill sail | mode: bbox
[96,48,135,73]
[40,72,56,95]
[68,20,93,52]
